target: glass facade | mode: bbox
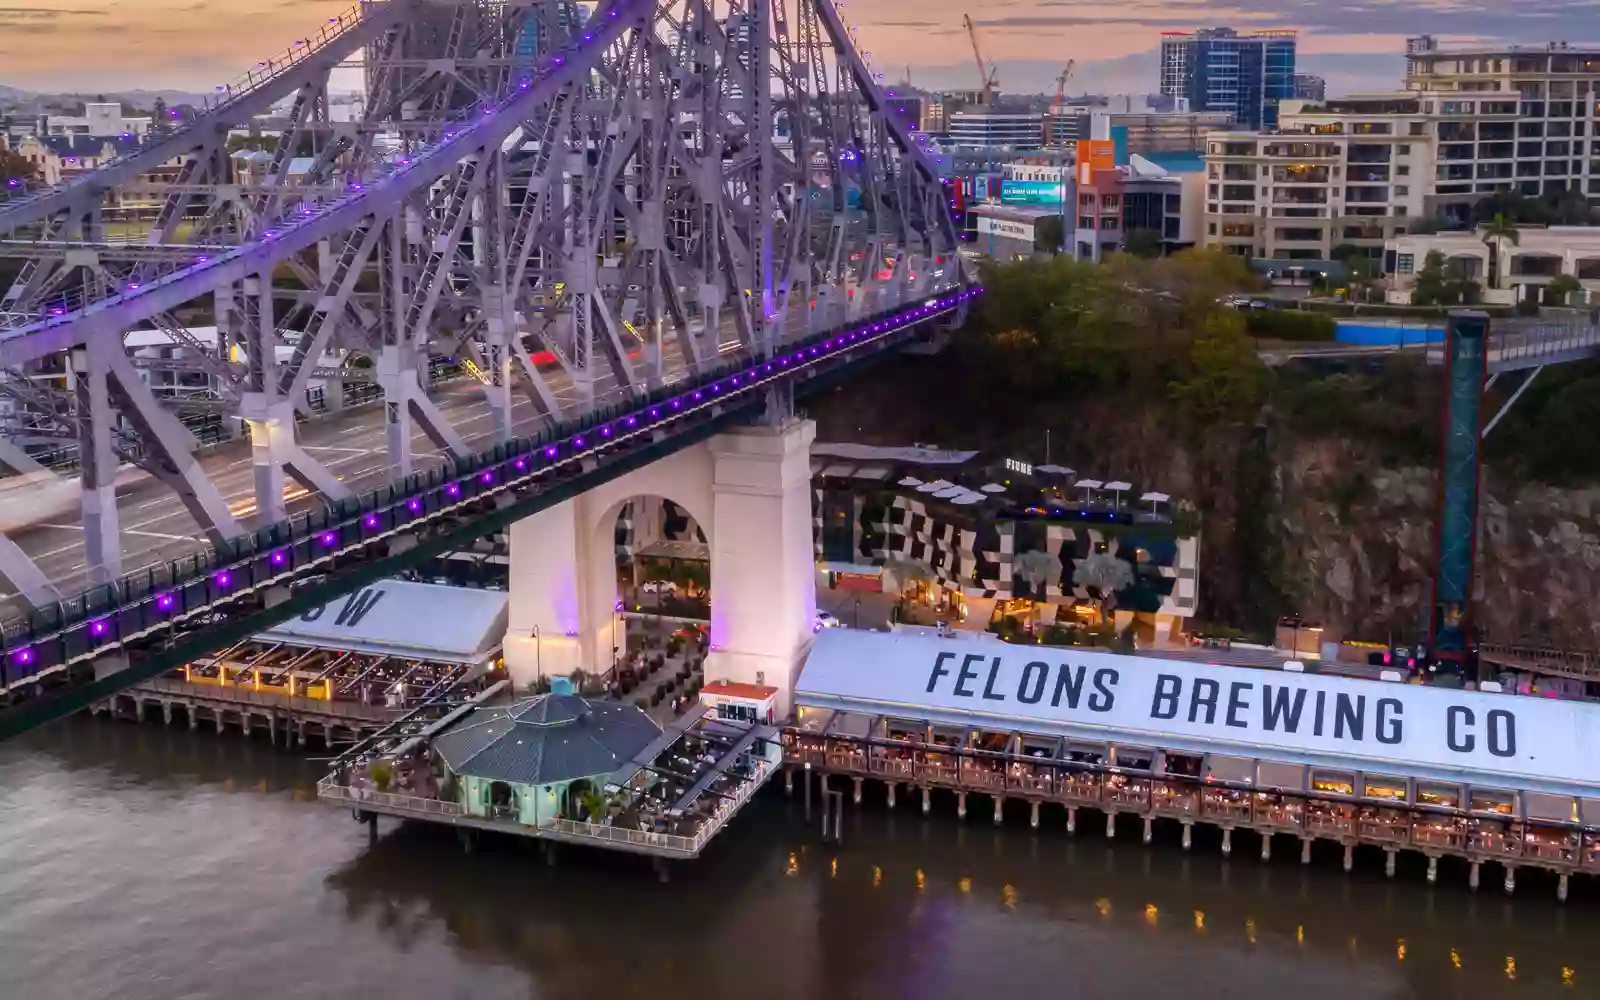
[1160,28,1296,130]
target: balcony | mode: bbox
[1262,142,1341,160]
[1272,190,1328,206]
[1346,166,1390,183]
[1271,165,1331,184]
[1346,145,1392,164]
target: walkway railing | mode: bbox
[316,775,464,817]
[1480,642,1600,682]
[134,676,403,721]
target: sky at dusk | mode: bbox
[0,0,1595,97]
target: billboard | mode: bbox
[976,215,1036,242]
[1001,179,1068,205]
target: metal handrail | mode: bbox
[317,775,464,816]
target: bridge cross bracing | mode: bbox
[0,0,966,627]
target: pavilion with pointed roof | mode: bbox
[432,692,662,826]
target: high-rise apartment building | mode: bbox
[1201,36,1600,262]
[1159,27,1297,129]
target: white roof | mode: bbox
[812,442,979,465]
[794,629,1600,797]
[254,579,508,665]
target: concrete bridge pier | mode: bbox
[993,797,1004,826]
[1221,829,1233,857]
[956,792,967,820]
[1469,861,1481,892]
[1385,848,1398,879]
[1427,856,1439,884]
[853,777,863,805]
[922,787,931,815]
[1301,838,1313,865]
[1142,817,1153,845]
[1342,844,1354,873]
[1105,812,1117,840]
[1029,801,1040,830]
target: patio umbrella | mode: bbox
[1140,491,1170,515]
[1073,478,1103,506]
[1104,480,1132,508]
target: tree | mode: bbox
[1072,550,1135,626]
[1480,212,1520,290]
[368,760,394,792]
[1122,228,1164,259]
[1034,215,1065,254]
[149,97,171,137]
[1410,249,1451,306]
[1013,549,1059,601]
[0,148,36,191]
[1545,273,1581,307]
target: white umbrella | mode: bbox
[916,479,953,493]
[979,483,1006,493]
[1140,490,1169,515]
[1036,464,1074,476]
[898,476,924,487]
[1104,480,1132,507]
[1073,478,1103,507]
[934,486,965,498]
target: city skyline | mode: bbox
[0,0,1595,98]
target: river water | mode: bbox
[0,719,1594,1000]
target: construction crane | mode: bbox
[1054,60,1076,107]
[962,14,998,105]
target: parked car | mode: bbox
[641,580,678,596]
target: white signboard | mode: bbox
[255,578,509,664]
[976,216,1036,242]
[1005,457,1033,476]
[796,630,1600,792]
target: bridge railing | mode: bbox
[0,286,975,691]
[1480,642,1600,682]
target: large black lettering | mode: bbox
[1151,674,1182,720]
[926,652,955,693]
[1051,664,1088,709]
[1487,709,1517,758]
[1333,694,1365,742]
[1225,682,1252,729]
[953,654,985,698]
[1089,669,1118,712]
[1261,685,1306,733]
[334,588,386,627]
[1375,698,1403,745]
[1188,678,1220,725]
[1016,662,1049,704]
[1446,705,1475,753]
[1312,690,1327,737]
[981,657,1007,702]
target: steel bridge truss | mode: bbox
[0,0,960,608]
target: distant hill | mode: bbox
[0,85,214,112]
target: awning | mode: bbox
[793,629,1600,798]
[254,579,508,665]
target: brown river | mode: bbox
[0,718,1594,1000]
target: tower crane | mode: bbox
[962,14,998,105]
[1054,60,1076,107]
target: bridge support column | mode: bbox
[705,421,816,717]
[503,499,597,687]
[1301,839,1312,865]
[994,797,1005,826]
[1142,817,1153,845]
[1504,866,1516,897]
[784,766,794,795]
[1469,861,1481,892]
[921,787,931,815]
[1105,812,1116,840]
[1342,844,1354,873]
[1385,848,1397,879]
[1221,828,1233,857]
[1181,822,1193,852]
[1066,807,1077,835]
[1261,834,1272,862]
[1558,873,1570,903]
[956,792,967,820]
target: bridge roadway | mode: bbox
[0,318,753,623]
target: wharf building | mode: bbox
[788,627,1600,901]
[91,579,511,748]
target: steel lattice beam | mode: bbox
[0,0,962,613]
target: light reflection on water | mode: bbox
[0,719,1594,1000]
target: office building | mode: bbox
[1159,27,1297,129]
[1073,154,1200,261]
[1294,74,1327,102]
[946,107,1045,149]
[1046,95,1234,153]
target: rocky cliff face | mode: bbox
[1275,441,1600,645]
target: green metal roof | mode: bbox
[433,694,663,786]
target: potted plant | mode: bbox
[368,760,394,792]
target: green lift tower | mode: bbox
[1428,310,1489,679]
